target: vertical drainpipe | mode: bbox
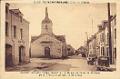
[10,11,14,65]
[11,11,15,65]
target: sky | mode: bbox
[9,3,116,49]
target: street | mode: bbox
[6,55,96,71]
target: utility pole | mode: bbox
[108,3,112,64]
[89,14,94,34]
[85,32,88,57]
[91,18,93,34]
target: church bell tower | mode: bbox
[41,7,53,35]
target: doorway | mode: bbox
[44,47,50,58]
[19,46,25,63]
[5,44,13,67]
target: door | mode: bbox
[5,44,13,67]
[19,46,25,63]
[44,47,50,58]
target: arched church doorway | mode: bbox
[44,47,50,58]
[19,46,25,63]
[5,44,13,67]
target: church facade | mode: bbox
[31,7,67,58]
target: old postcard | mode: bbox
[0,0,120,79]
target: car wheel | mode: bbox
[97,67,100,71]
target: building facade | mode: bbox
[5,3,30,67]
[31,7,67,58]
[87,35,96,57]
[96,23,107,58]
[87,15,116,64]
[110,15,116,64]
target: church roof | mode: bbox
[31,36,39,43]
[55,35,66,43]
[42,18,52,23]
[31,34,66,43]
[42,7,52,23]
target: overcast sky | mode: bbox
[10,3,116,49]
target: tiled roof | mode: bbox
[9,9,23,16]
[55,35,66,43]
[31,34,66,43]
[31,36,39,43]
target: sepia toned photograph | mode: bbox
[4,2,116,72]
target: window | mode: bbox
[107,33,109,44]
[101,47,102,55]
[101,47,105,56]
[67,48,70,51]
[100,34,104,42]
[5,6,8,14]
[13,25,16,38]
[114,48,116,58]
[102,33,105,42]
[20,16,22,22]
[107,47,109,56]
[103,47,105,56]
[115,29,116,39]
[5,22,9,36]
[20,29,23,39]
[100,34,102,42]
[114,18,116,25]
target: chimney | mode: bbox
[97,25,102,31]
[5,3,10,14]
[102,20,108,28]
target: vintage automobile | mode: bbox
[95,56,111,71]
[87,54,97,65]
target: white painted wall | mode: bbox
[31,34,63,58]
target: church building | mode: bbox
[31,7,67,58]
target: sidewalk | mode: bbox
[6,61,56,71]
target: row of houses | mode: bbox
[87,15,116,64]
